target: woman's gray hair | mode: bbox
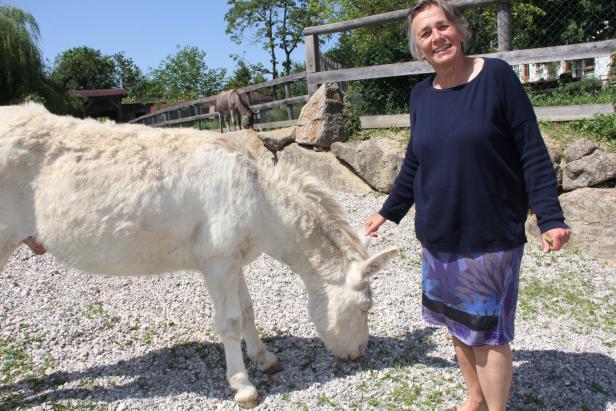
[407,0,469,60]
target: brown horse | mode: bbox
[215,89,254,133]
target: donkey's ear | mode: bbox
[361,246,399,278]
[359,234,373,250]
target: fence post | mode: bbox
[284,83,294,120]
[497,2,512,52]
[305,34,320,96]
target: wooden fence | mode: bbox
[131,0,616,129]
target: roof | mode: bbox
[69,88,128,98]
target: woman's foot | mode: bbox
[457,397,488,411]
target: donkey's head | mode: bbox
[241,112,254,129]
[307,246,398,360]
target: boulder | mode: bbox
[563,138,598,162]
[278,143,373,194]
[526,188,616,265]
[562,150,616,191]
[257,126,296,151]
[295,83,346,148]
[223,129,275,163]
[543,137,563,187]
[331,138,405,192]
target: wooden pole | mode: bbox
[497,2,512,52]
[284,83,293,120]
[305,34,320,96]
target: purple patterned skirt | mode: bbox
[421,245,524,346]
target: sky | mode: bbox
[5,0,308,79]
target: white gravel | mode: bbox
[1,192,614,411]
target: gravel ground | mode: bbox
[1,192,614,411]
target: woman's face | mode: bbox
[412,4,464,68]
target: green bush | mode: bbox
[342,94,362,137]
[568,113,616,142]
[528,82,615,107]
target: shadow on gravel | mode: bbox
[509,349,616,411]
[0,327,448,408]
[2,331,613,409]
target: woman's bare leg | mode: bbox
[473,343,512,411]
[452,336,488,411]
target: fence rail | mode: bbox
[307,39,616,85]
[359,104,615,128]
[303,0,514,36]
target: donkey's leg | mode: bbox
[203,259,259,408]
[0,226,19,272]
[239,272,280,374]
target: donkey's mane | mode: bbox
[264,159,368,261]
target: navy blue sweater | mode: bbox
[379,58,568,253]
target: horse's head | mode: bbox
[308,246,398,360]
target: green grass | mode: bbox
[84,302,121,330]
[540,114,616,153]
[519,269,615,335]
[348,127,410,143]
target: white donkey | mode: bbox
[0,103,398,408]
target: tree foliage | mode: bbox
[326,0,417,115]
[50,47,117,90]
[111,51,148,101]
[225,0,332,79]
[226,0,279,79]
[0,4,44,103]
[225,55,269,89]
[146,46,226,102]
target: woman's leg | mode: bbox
[452,336,488,411]
[472,343,512,411]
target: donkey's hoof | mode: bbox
[235,386,259,409]
[261,352,280,374]
[264,359,281,375]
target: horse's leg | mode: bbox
[239,272,280,373]
[203,258,258,408]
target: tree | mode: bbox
[111,51,148,100]
[0,4,44,103]
[276,0,332,76]
[50,47,116,90]
[146,46,226,102]
[224,0,332,79]
[327,0,416,115]
[226,0,279,80]
[225,55,269,89]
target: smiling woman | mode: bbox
[363,1,571,410]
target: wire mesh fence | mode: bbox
[466,0,615,82]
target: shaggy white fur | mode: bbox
[0,103,398,408]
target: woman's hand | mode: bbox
[364,213,386,237]
[541,227,572,253]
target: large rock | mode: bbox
[295,83,346,148]
[543,136,563,187]
[257,127,296,151]
[331,138,405,192]
[562,150,616,191]
[563,138,597,162]
[526,188,616,265]
[278,143,372,194]
[222,129,275,163]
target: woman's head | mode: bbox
[407,0,468,62]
